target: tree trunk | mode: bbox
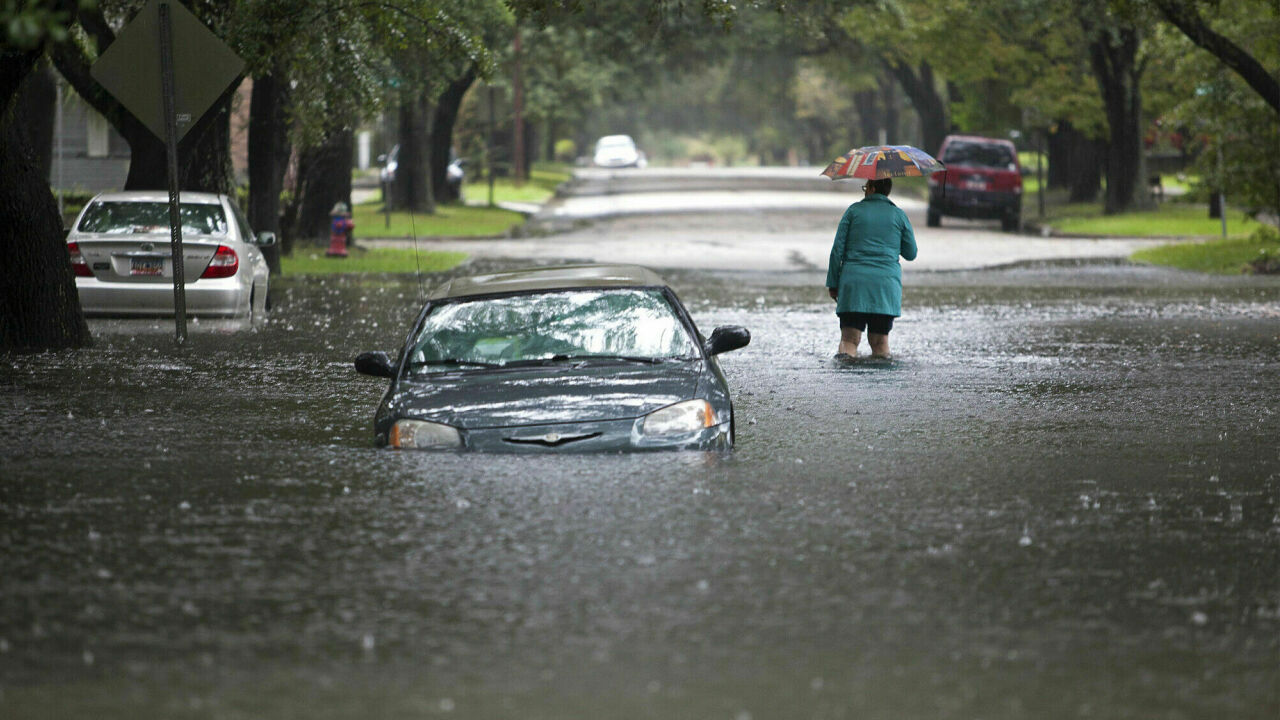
[120,81,240,193]
[16,60,56,182]
[853,88,879,147]
[879,73,901,146]
[886,59,947,154]
[392,96,434,213]
[1048,120,1102,202]
[293,127,354,242]
[248,72,291,273]
[1,49,90,351]
[1086,22,1144,214]
[431,66,476,204]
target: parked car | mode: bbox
[927,135,1023,232]
[592,134,647,168]
[67,191,274,317]
[380,144,464,199]
[354,264,750,452]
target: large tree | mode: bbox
[1,1,91,351]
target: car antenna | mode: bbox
[410,208,425,302]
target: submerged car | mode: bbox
[67,191,274,317]
[927,134,1023,232]
[354,264,750,451]
[592,134,647,169]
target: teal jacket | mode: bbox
[825,194,918,316]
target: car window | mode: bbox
[76,201,229,236]
[408,289,698,370]
[941,141,1015,169]
[227,200,255,243]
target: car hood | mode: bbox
[388,361,704,429]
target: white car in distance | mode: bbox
[67,191,274,318]
[592,135,647,169]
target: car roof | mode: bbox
[90,191,225,205]
[942,134,1016,149]
[429,264,669,300]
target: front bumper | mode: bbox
[76,277,250,317]
[378,417,732,452]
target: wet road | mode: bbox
[2,256,1280,717]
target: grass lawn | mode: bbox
[353,201,524,239]
[354,162,572,238]
[1046,202,1260,238]
[282,247,467,275]
[462,163,572,205]
[1131,228,1280,275]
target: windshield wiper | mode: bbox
[536,354,679,365]
[407,358,503,371]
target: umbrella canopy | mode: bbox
[821,145,945,180]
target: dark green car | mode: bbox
[355,264,750,451]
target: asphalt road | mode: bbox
[372,166,1172,273]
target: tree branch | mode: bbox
[1152,0,1280,114]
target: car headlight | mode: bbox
[640,399,716,437]
[389,419,462,449]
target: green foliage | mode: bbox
[1,1,94,49]
[552,138,576,162]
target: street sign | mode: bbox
[90,0,244,345]
[90,0,244,143]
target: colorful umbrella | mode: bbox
[821,145,945,180]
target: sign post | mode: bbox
[157,2,187,343]
[90,0,245,345]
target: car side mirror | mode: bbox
[704,325,750,356]
[355,351,396,378]
[255,231,277,247]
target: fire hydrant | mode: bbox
[326,202,353,257]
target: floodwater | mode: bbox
[2,260,1279,719]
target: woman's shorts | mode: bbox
[838,312,894,334]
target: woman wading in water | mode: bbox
[825,177,917,359]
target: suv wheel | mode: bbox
[1001,211,1019,233]
[926,207,941,227]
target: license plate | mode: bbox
[962,179,989,191]
[131,257,165,276]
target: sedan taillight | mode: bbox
[67,242,92,277]
[200,245,239,279]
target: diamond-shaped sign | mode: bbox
[91,0,244,142]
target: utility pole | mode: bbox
[512,28,524,185]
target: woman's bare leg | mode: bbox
[868,333,890,358]
[839,327,862,356]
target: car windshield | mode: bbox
[597,137,634,150]
[407,288,698,372]
[77,201,229,236]
[942,141,1015,169]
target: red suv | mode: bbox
[927,135,1023,232]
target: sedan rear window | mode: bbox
[941,141,1015,169]
[409,289,698,371]
[77,201,229,236]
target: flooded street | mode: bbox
[3,258,1279,718]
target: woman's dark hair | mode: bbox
[869,177,893,195]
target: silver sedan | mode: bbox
[67,191,274,318]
